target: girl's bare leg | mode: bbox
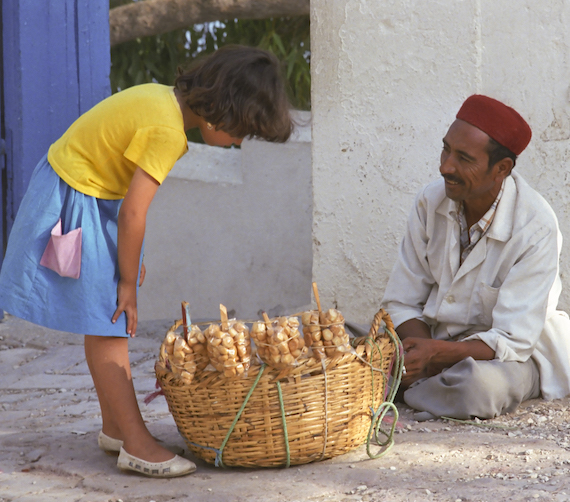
[84,334,174,462]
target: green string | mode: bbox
[366,402,399,458]
[384,325,405,402]
[217,364,266,468]
[365,337,385,411]
[276,381,291,467]
[366,324,405,459]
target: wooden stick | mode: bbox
[181,301,191,338]
[312,282,322,313]
[220,304,229,331]
[313,282,326,324]
[261,311,275,336]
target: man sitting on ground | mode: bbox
[382,95,570,420]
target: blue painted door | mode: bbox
[1,0,110,262]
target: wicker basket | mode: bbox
[155,309,400,468]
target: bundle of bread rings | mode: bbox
[250,314,308,369]
[159,329,196,384]
[157,301,209,383]
[185,324,209,371]
[301,308,352,359]
[205,315,252,378]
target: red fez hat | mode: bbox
[456,95,532,155]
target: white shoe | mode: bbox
[117,447,196,478]
[98,431,123,453]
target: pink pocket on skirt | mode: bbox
[40,219,82,279]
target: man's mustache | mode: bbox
[442,174,463,184]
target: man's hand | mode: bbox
[401,337,436,386]
[400,336,496,388]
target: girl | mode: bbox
[0,45,293,478]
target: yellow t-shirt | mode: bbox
[48,83,188,199]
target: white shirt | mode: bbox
[382,171,570,400]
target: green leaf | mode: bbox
[271,32,286,56]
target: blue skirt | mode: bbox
[0,155,140,337]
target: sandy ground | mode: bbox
[2,313,570,502]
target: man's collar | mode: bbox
[455,179,505,232]
[486,174,516,242]
[436,174,517,243]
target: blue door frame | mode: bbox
[1,0,111,265]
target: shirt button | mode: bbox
[446,295,455,303]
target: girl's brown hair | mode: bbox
[175,45,294,143]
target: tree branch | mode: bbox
[110,0,310,47]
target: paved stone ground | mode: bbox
[2,313,570,502]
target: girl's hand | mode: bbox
[112,280,138,337]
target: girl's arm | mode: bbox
[112,167,160,336]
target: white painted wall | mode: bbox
[310,1,570,324]
[139,112,313,322]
